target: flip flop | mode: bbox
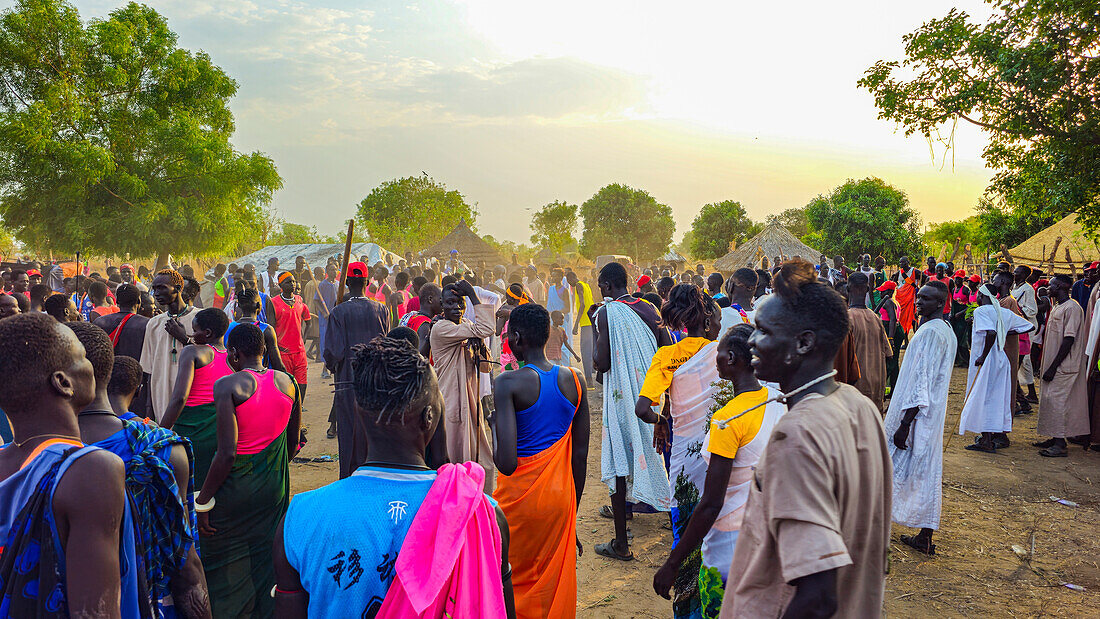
[594,541,634,561]
[900,534,936,556]
[1038,446,1068,457]
[964,442,997,453]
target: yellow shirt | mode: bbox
[638,337,712,402]
[575,282,596,327]
[709,387,770,460]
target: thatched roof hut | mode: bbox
[423,219,506,265]
[1009,213,1100,272]
[714,222,820,271]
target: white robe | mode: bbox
[884,319,956,529]
[958,304,1034,434]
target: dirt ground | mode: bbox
[289,357,1099,617]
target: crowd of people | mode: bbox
[0,244,1096,618]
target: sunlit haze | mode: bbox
[24,0,999,243]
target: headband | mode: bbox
[278,272,294,284]
[507,288,529,304]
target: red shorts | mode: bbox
[281,350,308,385]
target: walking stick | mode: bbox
[337,219,354,304]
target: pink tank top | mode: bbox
[184,346,234,407]
[369,284,388,303]
[235,369,294,455]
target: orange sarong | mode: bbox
[895,268,918,334]
[492,430,577,619]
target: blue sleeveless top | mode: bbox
[0,442,145,618]
[515,365,576,457]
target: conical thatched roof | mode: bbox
[423,219,506,265]
[1009,213,1100,272]
[714,222,820,271]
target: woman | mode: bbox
[950,272,972,367]
[632,284,720,617]
[652,324,785,618]
[875,281,902,393]
[162,308,235,489]
[196,323,301,618]
[224,288,286,373]
[497,283,530,371]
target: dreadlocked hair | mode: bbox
[351,335,432,425]
[770,258,849,358]
[661,283,710,331]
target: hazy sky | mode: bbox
[25,0,998,244]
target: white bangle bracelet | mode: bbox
[195,497,216,512]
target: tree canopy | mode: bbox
[923,215,987,258]
[529,200,578,254]
[579,183,675,261]
[766,206,813,241]
[0,0,281,267]
[355,174,478,253]
[859,0,1100,244]
[803,177,923,262]
[689,200,762,260]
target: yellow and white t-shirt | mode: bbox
[638,337,712,403]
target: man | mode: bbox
[121,263,148,292]
[267,271,312,399]
[591,262,671,561]
[720,268,758,333]
[1012,265,1040,404]
[924,256,937,278]
[430,279,497,492]
[315,264,338,378]
[720,259,890,618]
[26,267,43,287]
[400,282,442,359]
[94,284,151,416]
[0,313,143,616]
[894,256,922,336]
[324,261,390,478]
[706,273,725,299]
[67,322,211,618]
[10,268,29,298]
[546,268,572,360]
[994,271,1028,415]
[885,281,956,555]
[567,270,597,384]
[260,257,281,297]
[1071,262,1097,309]
[958,283,1034,452]
[0,292,19,318]
[830,255,851,284]
[847,273,893,412]
[273,337,515,618]
[524,266,546,305]
[141,269,200,422]
[492,303,589,617]
[209,263,230,309]
[1034,274,1089,457]
[43,292,82,322]
[30,283,51,312]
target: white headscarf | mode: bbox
[979,284,1007,350]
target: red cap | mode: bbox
[875,281,897,292]
[346,261,368,278]
[637,275,652,288]
[953,269,966,278]
[1089,261,1100,270]
[25,269,41,277]
[120,263,134,272]
[969,274,981,283]
[1037,278,1049,287]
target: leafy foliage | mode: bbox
[689,200,763,260]
[356,175,477,253]
[529,200,578,255]
[0,0,282,264]
[579,183,675,261]
[859,0,1100,243]
[483,235,535,263]
[803,178,923,263]
[923,215,988,257]
[766,206,814,241]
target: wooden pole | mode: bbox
[337,219,354,304]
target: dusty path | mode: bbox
[289,358,1099,617]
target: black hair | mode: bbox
[733,268,758,290]
[412,276,428,290]
[89,280,109,302]
[424,268,436,282]
[1053,273,1073,286]
[66,322,114,387]
[716,296,731,308]
[642,292,664,308]
[599,262,628,289]
[706,272,724,291]
[387,326,419,349]
[42,294,73,321]
[13,291,29,313]
[0,313,75,413]
[237,288,259,311]
[656,276,676,294]
[195,307,230,338]
[351,335,433,425]
[770,259,849,358]
[227,322,265,357]
[925,280,949,298]
[394,271,409,289]
[115,283,140,308]
[721,323,754,366]
[662,284,710,331]
[848,272,869,288]
[30,283,51,304]
[441,283,464,307]
[108,355,143,397]
[440,275,457,287]
[509,303,551,348]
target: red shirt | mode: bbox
[271,295,311,353]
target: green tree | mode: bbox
[0,0,281,268]
[269,222,318,246]
[803,177,923,262]
[356,175,477,253]
[529,200,578,254]
[579,183,675,261]
[767,206,813,240]
[0,222,17,258]
[923,215,987,257]
[674,230,695,259]
[689,200,762,260]
[859,0,1100,242]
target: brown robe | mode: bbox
[833,330,861,386]
[1039,299,1091,438]
[848,307,893,412]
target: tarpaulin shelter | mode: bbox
[218,242,401,273]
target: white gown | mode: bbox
[958,304,1034,434]
[884,319,956,529]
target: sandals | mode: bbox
[1032,438,1056,448]
[1038,446,1068,457]
[900,534,936,555]
[594,540,634,561]
[599,505,632,520]
[965,442,997,453]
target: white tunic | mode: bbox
[884,319,956,529]
[958,304,1034,434]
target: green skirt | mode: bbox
[174,403,217,489]
[202,432,289,618]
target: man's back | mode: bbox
[324,297,389,380]
[94,312,149,362]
